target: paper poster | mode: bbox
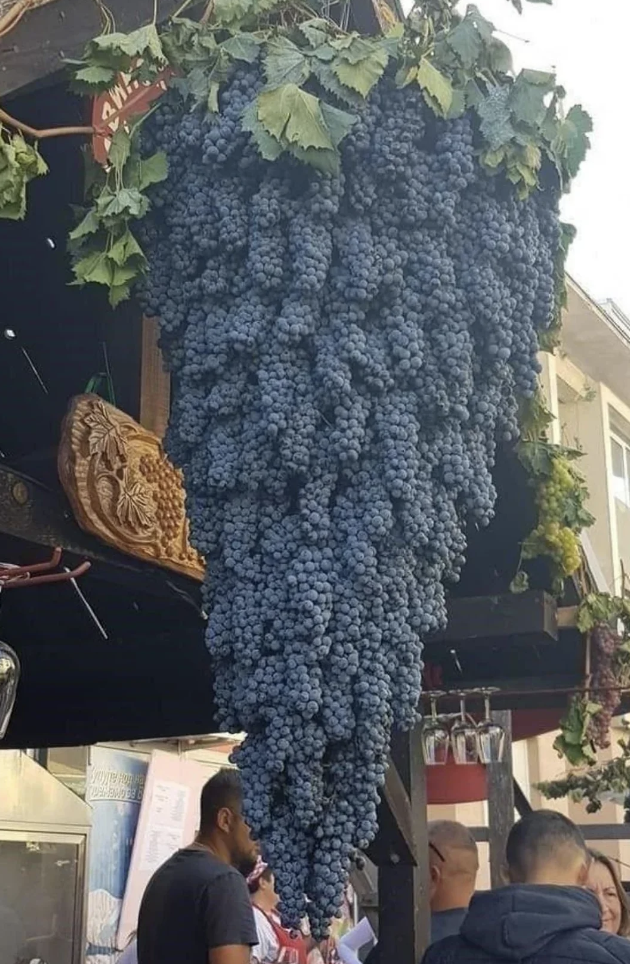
[117,750,217,948]
[85,747,148,963]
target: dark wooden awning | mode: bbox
[0,463,219,748]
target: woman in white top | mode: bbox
[247,859,310,964]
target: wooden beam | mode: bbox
[487,710,514,888]
[140,316,170,439]
[427,591,558,648]
[376,727,430,964]
[1,0,192,98]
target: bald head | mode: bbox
[506,810,590,886]
[428,821,479,913]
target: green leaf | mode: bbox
[311,44,336,62]
[74,64,117,89]
[257,84,333,151]
[90,24,166,64]
[108,227,145,267]
[73,250,114,287]
[69,208,101,240]
[97,186,149,219]
[319,101,357,148]
[298,18,329,48]
[510,570,529,594]
[310,59,364,107]
[510,69,556,127]
[221,33,261,64]
[108,129,131,175]
[288,144,339,176]
[241,101,283,160]
[446,17,483,70]
[552,104,593,180]
[136,151,168,190]
[416,58,453,117]
[264,38,310,87]
[109,282,133,307]
[332,47,388,98]
[487,37,513,74]
[446,88,466,119]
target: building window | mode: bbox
[611,433,630,508]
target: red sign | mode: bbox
[92,64,172,165]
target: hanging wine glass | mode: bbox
[0,640,20,740]
[451,691,479,765]
[476,688,505,764]
[420,691,450,766]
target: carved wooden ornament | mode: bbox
[58,395,204,581]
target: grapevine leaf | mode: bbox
[221,33,262,64]
[108,227,145,267]
[136,151,168,190]
[69,209,101,240]
[446,88,466,119]
[487,37,513,74]
[332,47,388,98]
[241,101,283,160]
[298,18,329,48]
[319,101,357,148]
[73,250,114,287]
[310,60,364,107]
[446,17,483,70]
[311,44,336,62]
[331,36,379,66]
[90,25,166,64]
[110,262,139,286]
[289,144,339,176]
[510,570,529,594]
[552,104,593,180]
[97,186,149,219]
[0,189,26,220]
[264,38,310,87]
[74,64,117,89]
[481,146,506,170]
[416,58,453,117]
[109,282,132,308]
[108,129,131,175]
[509,69,556,127]
[395,64,417,88]
[257,84,333,151]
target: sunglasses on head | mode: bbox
[430,841,445,862]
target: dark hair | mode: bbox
[506,810,588,882]
[199,768,243,833]
[589,849,630,937]
[248,866,274,895]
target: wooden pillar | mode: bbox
[487,710,514,888]
[369,725,430,963]
[139,317,170,439]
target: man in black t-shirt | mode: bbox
[137,769,259,964]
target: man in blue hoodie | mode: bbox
[422,809,630,964]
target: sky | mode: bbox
[408,1,630,314]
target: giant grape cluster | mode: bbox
[139,64,561,933]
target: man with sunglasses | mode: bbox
[428,821,479,944]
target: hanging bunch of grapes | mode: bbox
[69,0,592,935]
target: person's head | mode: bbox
[587,850,630,936]
[506,810,590,887]
[198,768,258,874]
[247,858,278,912]
[428,820,479,912]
